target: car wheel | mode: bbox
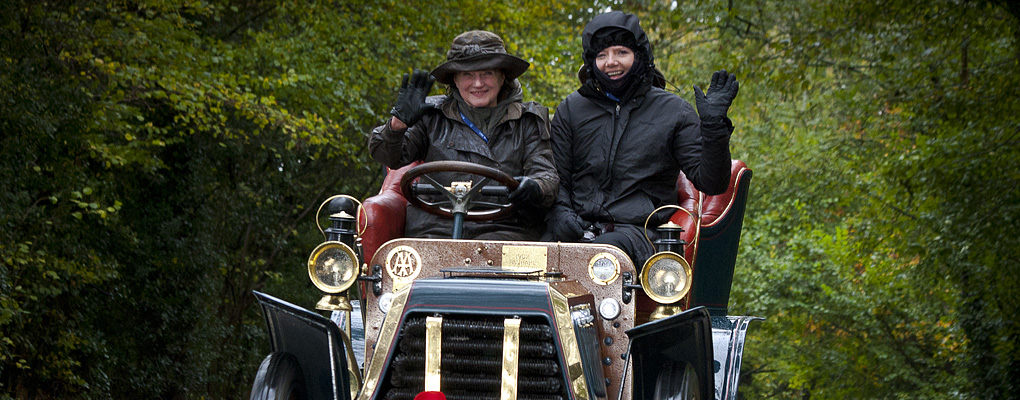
[653,361,700,400]
[250,352,306,400]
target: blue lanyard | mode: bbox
[459,111,488,143]
[605,92,620,102]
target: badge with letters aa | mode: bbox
[385,245,422,291]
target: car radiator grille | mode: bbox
[381,315,568,400]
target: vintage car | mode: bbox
[249,159,756,400]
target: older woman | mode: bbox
[545,11,740,265]
[368,30,558,240]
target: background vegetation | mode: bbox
[1,0,1016,399]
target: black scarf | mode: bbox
[592,56,647,99]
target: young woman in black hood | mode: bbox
[544,11,740,266]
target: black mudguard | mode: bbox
[626,307,715,400]
[253,291,351,400]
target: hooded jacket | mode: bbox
[369,84,558,240]
[546,11,733,262]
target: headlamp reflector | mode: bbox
[307,241,358,294]
[640,251,693,304]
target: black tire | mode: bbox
[250,352,306,400]
[653,361,701,400]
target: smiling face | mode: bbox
[595,45,635,80]
[454,69,505,108]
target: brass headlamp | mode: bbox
[310,195,365,311]
[641,205,699,321]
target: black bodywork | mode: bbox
[254,291,351,400]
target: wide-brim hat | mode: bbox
[431,30,530,85]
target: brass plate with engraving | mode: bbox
[501,245,547,272]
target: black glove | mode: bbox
[508,176,542,206]
[549,209,585,241]
[390,69,436,127]
[693,69,739,119]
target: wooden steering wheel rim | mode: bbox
[399,160,519,221]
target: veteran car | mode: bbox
[249,160,756,400]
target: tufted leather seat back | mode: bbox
[669,160,752,315]
[358,162,420,263]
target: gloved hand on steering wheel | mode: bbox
[693,69,739,120]
[508,176,542,207]
[390,69,436,128]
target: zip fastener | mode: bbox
[606,102,621,186]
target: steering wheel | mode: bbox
[399,161,519,223]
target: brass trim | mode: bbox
[587,252,621,285]
[425,316,443,392]
[307,241,359,293]
[314,294,352,311]
[336,314,363,398]
[502,245,548,272]
[548,286,590,400]
[702,167,748,229]
[357,287,410,400]
[450,180,473,193]
[643,204,700,251]
[501,318,522,400]
[640,251,693,304]
[316,194,366,238]
[649,305,685,322]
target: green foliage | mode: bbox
[636,0,1019,398]
[2,0,1017,398]
[0,0,591,398]
[567,1,1016,398]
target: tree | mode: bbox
[5,0,1016,398]
[0,0,593,397]
[630,0,1019,398]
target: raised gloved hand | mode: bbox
[549,208,585,241]
[693,69,739,119]
[390,69,436,127]
[508,176,542,207]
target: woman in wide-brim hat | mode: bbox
[431,30,530,86]
[367,30,559,241]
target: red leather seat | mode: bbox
[359,160,752,318]
[358,162,420,264]
[671,160,752,315]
